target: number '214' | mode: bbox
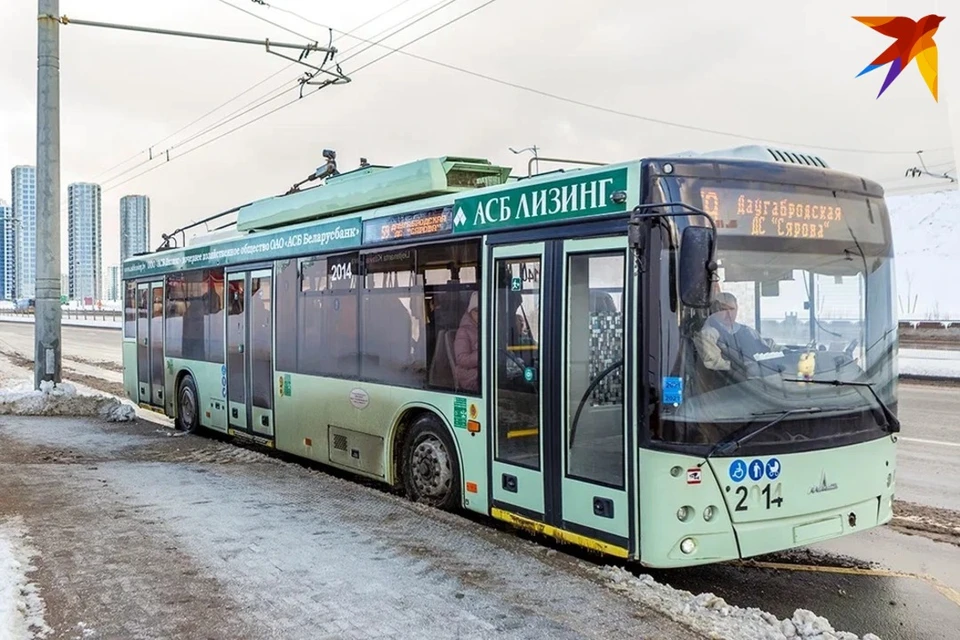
[733,483,783,512]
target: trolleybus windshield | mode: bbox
[653,176,897,455]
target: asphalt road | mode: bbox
[0,320,957,638]
[895,384,960,512]
[0,320,122,367]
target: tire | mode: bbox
[401,414,461,511]
[175,374,200,434]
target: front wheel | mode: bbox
[401,414,461,511]
[175,375,200,433]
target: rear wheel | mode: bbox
[176,375,200,433]
[401,414,461,511]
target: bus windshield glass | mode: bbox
[653,175,897,453]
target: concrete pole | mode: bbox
[36,0,62,388]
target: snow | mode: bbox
[888,188,960,320]
[598,567,881,640]
[898,348,960,378]
[0,379,135,421]
[0,517,51,639]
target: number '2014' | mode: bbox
[734,483,783,512]
[330,261,352,281]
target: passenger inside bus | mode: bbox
[453,291,480,392]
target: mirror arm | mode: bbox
[628,202,719,270]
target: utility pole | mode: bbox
[29,7,347,392]
[36,0,62,389]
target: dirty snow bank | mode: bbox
[0,517,51,639]
[598,567,881,640]
[0,380,135,421]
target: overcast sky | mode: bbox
[1,0,957,274]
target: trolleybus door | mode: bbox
[489,237,633,556]
[226,272,248,432]
[557,237,632,553]
[247,269,274,439]
[135,282,151,405]
[149,281,165,406]
[490,243,547,519]
[226,269,275,441]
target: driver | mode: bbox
[694,292,778,372]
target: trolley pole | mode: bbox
[35,0,62,388]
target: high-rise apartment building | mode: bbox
[0,199,14,300]
[107,265,120,301]
[120,194,150,261]
[67,182,102,302]
[11,166,37,298]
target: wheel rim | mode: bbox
[179,385,196,428]
[410,435,452,500]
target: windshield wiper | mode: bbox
[700,407,824,466]
[779,378,900,433]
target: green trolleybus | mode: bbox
[121,145,899,568]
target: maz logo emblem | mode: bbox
[809,471,839,494]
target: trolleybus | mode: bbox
[121,145,899,567]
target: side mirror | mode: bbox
[678,226,716,308]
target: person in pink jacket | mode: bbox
[454,291,480,392]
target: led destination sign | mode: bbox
[363,207,453,245]
[699,186,853,241]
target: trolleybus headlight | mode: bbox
[703,505,716,522]
[680,538,696,554]
[677,506,693,522]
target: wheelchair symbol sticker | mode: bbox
[729,459,747,483]
[511,277,522,292]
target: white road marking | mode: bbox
[900,436,960,448]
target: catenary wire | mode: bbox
[158,0,462,156]
[94,0,429,186]
[103,0,498,193]
[99,0,461,189]
[258,0,954,157]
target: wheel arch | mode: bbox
[387,401,464,494]
[172,366,200,421]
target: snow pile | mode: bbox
[598,566,881,640]
[0,380,135,422]
[0,517,51,639]
[898,348,960,378]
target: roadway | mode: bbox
[0,320,122,369]
[0,321,957,637]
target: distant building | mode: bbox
[67,182,102,302]
[0,199,14,300]
[107,265,120,301]
[120,195,150,261]
[11,166,36,298]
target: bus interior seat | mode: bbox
[444,330,459,391]
[428,328,457,390]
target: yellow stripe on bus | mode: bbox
[506,428,539,439]
[491,508,629,559]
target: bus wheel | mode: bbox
[176,375,200,434]
[402,415,461,511]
